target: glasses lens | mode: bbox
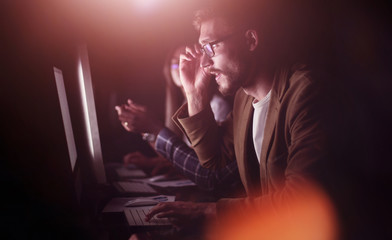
[203,44,214,58]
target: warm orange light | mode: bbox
[207,184,339,240]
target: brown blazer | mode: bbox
[174,64,328,215]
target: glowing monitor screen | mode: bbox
[77,45,107,184]
[53,67,77,172]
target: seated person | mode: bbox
[115,45,244,197]
[140,1,334,239]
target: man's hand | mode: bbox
[123,151,182,177]
[115,99,163,135]
[123,151,162,170]
[179,45,212,116]
[145,201,217,227]
[128,232,155,240]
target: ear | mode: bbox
[244,30,258,52]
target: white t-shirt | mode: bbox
[210,94,231,123]
[252,91,272,163]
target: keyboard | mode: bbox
[114,181,157,194]
[124,206,171,226]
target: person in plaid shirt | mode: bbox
[115,44,244,198]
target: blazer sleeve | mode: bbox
[172,104,235,170]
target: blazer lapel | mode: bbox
[259,85,280,193]
[259,66,290,192]
[234,92,257,194]
[260,94,279,163]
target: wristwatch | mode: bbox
[142,133,156,142]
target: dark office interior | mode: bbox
[1,0,391,239]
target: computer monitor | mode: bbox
[54,67,77,172]
[77,45,107,185]
[53,66,83,204]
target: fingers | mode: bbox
[181,45,201,63]
[145,202,172,221]
[180,52,193,63]
[115,102,143,132]
[194,43,203,57]
[115,105,122,115]
[121,121,131,131]
[155,210,177,219]
[179,45,203,83]
[185,46,196,58]
[116,105,132,131]
[115,104,130,118]
[118,114,134,123]
[126,99,146,112]
[129,233,152,240]
[115,100,146,116]
[123,152,155,170]
[117,107,140,122]
[118,112,134,131]
[184,45,203,59]
[123,151,143,164]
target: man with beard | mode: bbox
[144,0,331,236]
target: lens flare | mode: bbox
[207,183,339,240]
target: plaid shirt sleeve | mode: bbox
[155,127,243,194]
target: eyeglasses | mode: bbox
[200,32,237,58]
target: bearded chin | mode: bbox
[218,85,231,96]
[218,82,238,96]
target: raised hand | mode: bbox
[179,44,213,116]
[115,99,163,135]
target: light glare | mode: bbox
[132,0,160,12]
[78,59,95,159]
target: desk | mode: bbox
[97,164,220,240]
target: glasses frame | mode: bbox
[200,32,238,58]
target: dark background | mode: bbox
[1,0,391,239]
[0,0,202,239]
